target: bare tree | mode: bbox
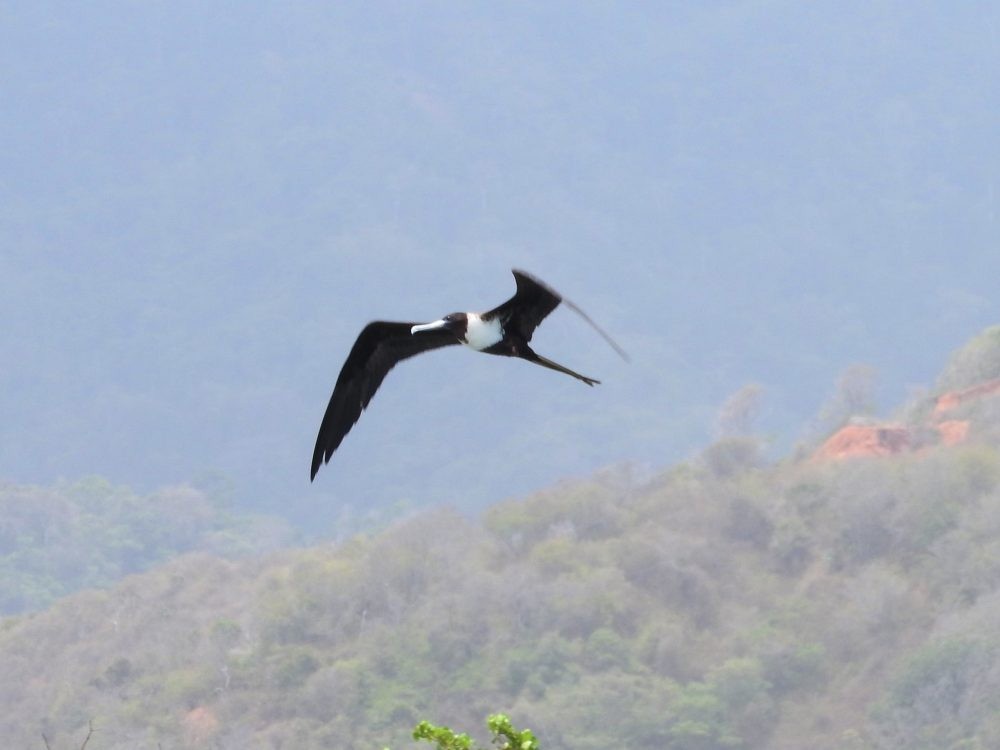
[42,720,94,750]
[819,363,878,428]
[716,383,765,437]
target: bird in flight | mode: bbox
[310,269,627,480]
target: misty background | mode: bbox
[2,1,998,531]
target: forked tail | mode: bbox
[523,348,600,386]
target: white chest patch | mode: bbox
[464,313,503,350]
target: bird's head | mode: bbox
[411,313,469,340]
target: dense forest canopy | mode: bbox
[3,328,1000,748]
[0,476,294,615]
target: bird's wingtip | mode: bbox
[310,452,324,481]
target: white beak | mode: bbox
[411,319,448,334]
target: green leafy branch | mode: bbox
[395,714,539,750]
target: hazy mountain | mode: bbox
[0,475,295,615]
[2,2,998,529]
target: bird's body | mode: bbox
[310,269,626,480]
[460,313,503,351]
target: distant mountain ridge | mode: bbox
[3,2,998,525]
[0,477,294,615]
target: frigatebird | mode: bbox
[310,269,627,480]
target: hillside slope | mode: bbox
[0,477,294,615]
[4,450,1000,747]
[4,329,1000,749]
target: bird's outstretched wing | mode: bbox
[487,269,629,360]
[483,270,561,341]
[311,322,458,480]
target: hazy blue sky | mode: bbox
[2,2,998,529]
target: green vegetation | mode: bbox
[408,714,539,750]
[3,335,1000,748]
[0,476,293,614]
[938,326,1000,391]
[3,436,1000,747]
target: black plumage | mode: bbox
[310,322,458,479]
[310,269,625,480]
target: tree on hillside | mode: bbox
[937,325,1000,391]
[819,363,878,428]
[716,383,765,438]
[702,383,766,478]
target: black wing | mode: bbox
[487,269,629,360]
[311,321,458,480]
[484,269,561,342]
